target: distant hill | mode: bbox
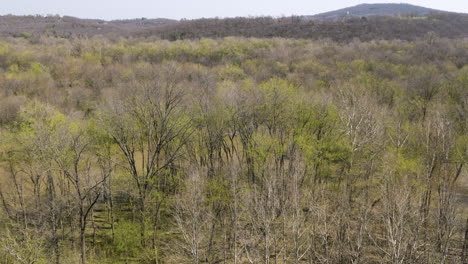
[0,15,176,38]
[311,3,446,21]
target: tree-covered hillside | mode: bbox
[2,10,468,41]
[311,3,443,20]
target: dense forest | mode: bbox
[0,21,467,264]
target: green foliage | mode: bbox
[0,41,10,56]
[453,134,468,163]
[0,228,46,264]
[294,103,351,181]
[18,100,67,132]
[257,78,296,131]
[113,220,141,256]
[206,176,232,209]
[250,132,285,165]
[217,64,246,81]
[81,51,102,64]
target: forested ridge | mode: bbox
[2,11,468,42]
[142,13,468,42]
[0,32,467,264]
[310,3,443,21]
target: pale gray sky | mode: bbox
[1,0,467,20]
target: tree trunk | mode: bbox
[140,196,147,246]
[91,209,96,248]
[108,182,115,242]
[80,226,86,264]
[53,214,60,264]
[462,218,468,264]
[80,205,87,264]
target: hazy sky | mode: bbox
[1,0,467,20]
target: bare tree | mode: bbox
[173,170,210,264]
[54,121,107,264]
[101,63,192,245]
